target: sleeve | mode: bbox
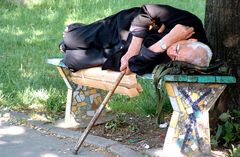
[130,4,210,46]
[129,4,167,38]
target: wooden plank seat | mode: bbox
[70,67,142,97]
[48,58,142,97]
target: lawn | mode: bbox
[0,0,206,116]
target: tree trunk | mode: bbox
[205,0,240,114]
[205,0,239,129]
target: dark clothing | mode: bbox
[60,4,209,75]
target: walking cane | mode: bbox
[73,69,126,155]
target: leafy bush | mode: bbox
[211,110,240,147]
[229,144,240,157]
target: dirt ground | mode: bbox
[71,113,229,156]
[74,113,169,151]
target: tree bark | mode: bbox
[205,0,240,112]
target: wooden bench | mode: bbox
[47,58,142,128]
[48,58,236,156]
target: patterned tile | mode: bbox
[164,82,226,156]
[60,68,109,125]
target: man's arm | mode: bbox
[120,5,169,74]
[120,24,195,74]
[129,4,169,38]
[148,24,195,53]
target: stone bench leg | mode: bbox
[163,82,226,156]
[57,67,111,128]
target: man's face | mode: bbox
[166,40,208,66]
[166,40,195,62]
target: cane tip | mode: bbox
[72,150,78,155]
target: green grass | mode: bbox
[0,0,206,116]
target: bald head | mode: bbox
[167,40,212,67]
[186,42,212,66]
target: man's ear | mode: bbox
[188,38,198,42]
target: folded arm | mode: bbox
[121,4,196,74]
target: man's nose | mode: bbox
[169,49,179,60]
[168,48,177,57]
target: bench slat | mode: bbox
[71,67,138,88]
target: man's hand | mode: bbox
[120,51,138,74]
[164,24,195,46]
[120,36,143,74]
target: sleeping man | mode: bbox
[59,4,212,75]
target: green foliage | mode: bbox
[229,144,240,157]
[105,113,128,131]
[105,113,140,134]
[211,110,240,148]
[0,0,206,115]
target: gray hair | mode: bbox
[188,42,213,66]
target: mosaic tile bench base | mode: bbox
[163,82,226,156]
[57,67,112,128]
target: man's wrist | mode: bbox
[159,39,167,50]
[160,34,175,50]
[148,36,171,53]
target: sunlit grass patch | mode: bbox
[17,87,49,106]
[1,86,65,114]
[5,0,44,7]
[0,90,7,105]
